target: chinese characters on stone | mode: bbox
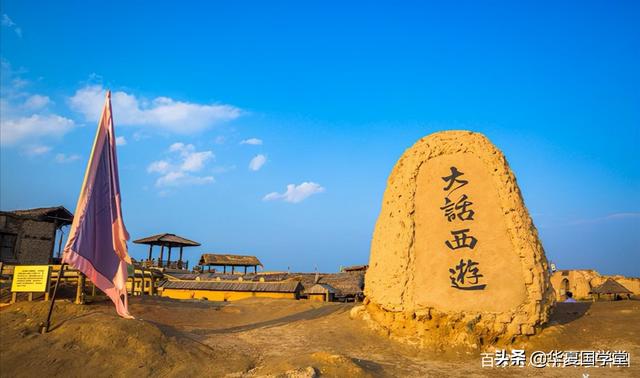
[442,166,486,290]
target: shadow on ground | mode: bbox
[547,302,592,326]
[190,304,348,335]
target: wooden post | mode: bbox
[159,245,165,267]
[148,244,153,261]
[179,246,184,266]
[223,266,226,274]
[231,266,235,275]
[75,273,85,304]
[167,246,172,268]
[244,266,247,274]
[49,220,58,263]
[11,292,17,303]
[254,266,257,274]
[44,269,51,301]
[56,227,64,259]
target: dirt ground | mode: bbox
[1,293,638,377]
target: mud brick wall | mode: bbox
[0,215,56,264]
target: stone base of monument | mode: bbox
[351,299,546,349]
[358,131,555,349]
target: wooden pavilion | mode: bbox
[590,278,633,300]
[133,233,200,269]
[199,253,263,274]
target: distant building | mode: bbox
[306,283,336,302]
[550,269,640,300]
[590,278,633,300]
[285,271,365,302]
[342,264,368,272]
[133,233,200,270]
[199,253,263,274]
[159,280,302,301]
[0,206,73,265]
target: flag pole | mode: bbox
[40,263,67,334]
[40,90,111,334]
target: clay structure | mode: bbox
[358,130,555,348]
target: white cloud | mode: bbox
[24,145,51,156]
[55,153,81,163]
[240,138,263,145]
[11,78,28,89]
[69,85,242,134]
[0,114,75,145]
[249,154,267,171]
[168,142,194,154]
[147,160,170,174]
[211,165,236,174]
[181,150,214,172]
[147,143,215,188]
[115,136,127,146]
[1,14,22,37]
[132,131,150,141]
[0,59,76,146]
[263,182,325,203]
[24,94,51,110]
[156,172,214,187]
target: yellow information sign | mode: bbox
[11,265,50,293]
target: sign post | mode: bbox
[10,265,51,303]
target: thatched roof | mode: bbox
[4,206,73,225]
[307,283,336,294]
[133,233,200,247]
[284,272,364,297]
[590,278,633,295]
[160,270,364,297]
[161,280,301,293]
[199,254,263,267]
[163,272,250,281]
[343,265,368,272]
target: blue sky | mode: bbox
[1,1,638,275]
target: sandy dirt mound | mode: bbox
[0,299,253,377]
[2,297,639,377]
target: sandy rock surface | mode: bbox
[363,131,555,348]
[1,296,639,377]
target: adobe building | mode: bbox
[0,206,73,265]
[306,283,336,302]
[550,269,639,300]
[159,280,303,301]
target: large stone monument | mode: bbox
[355,131,555,349]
